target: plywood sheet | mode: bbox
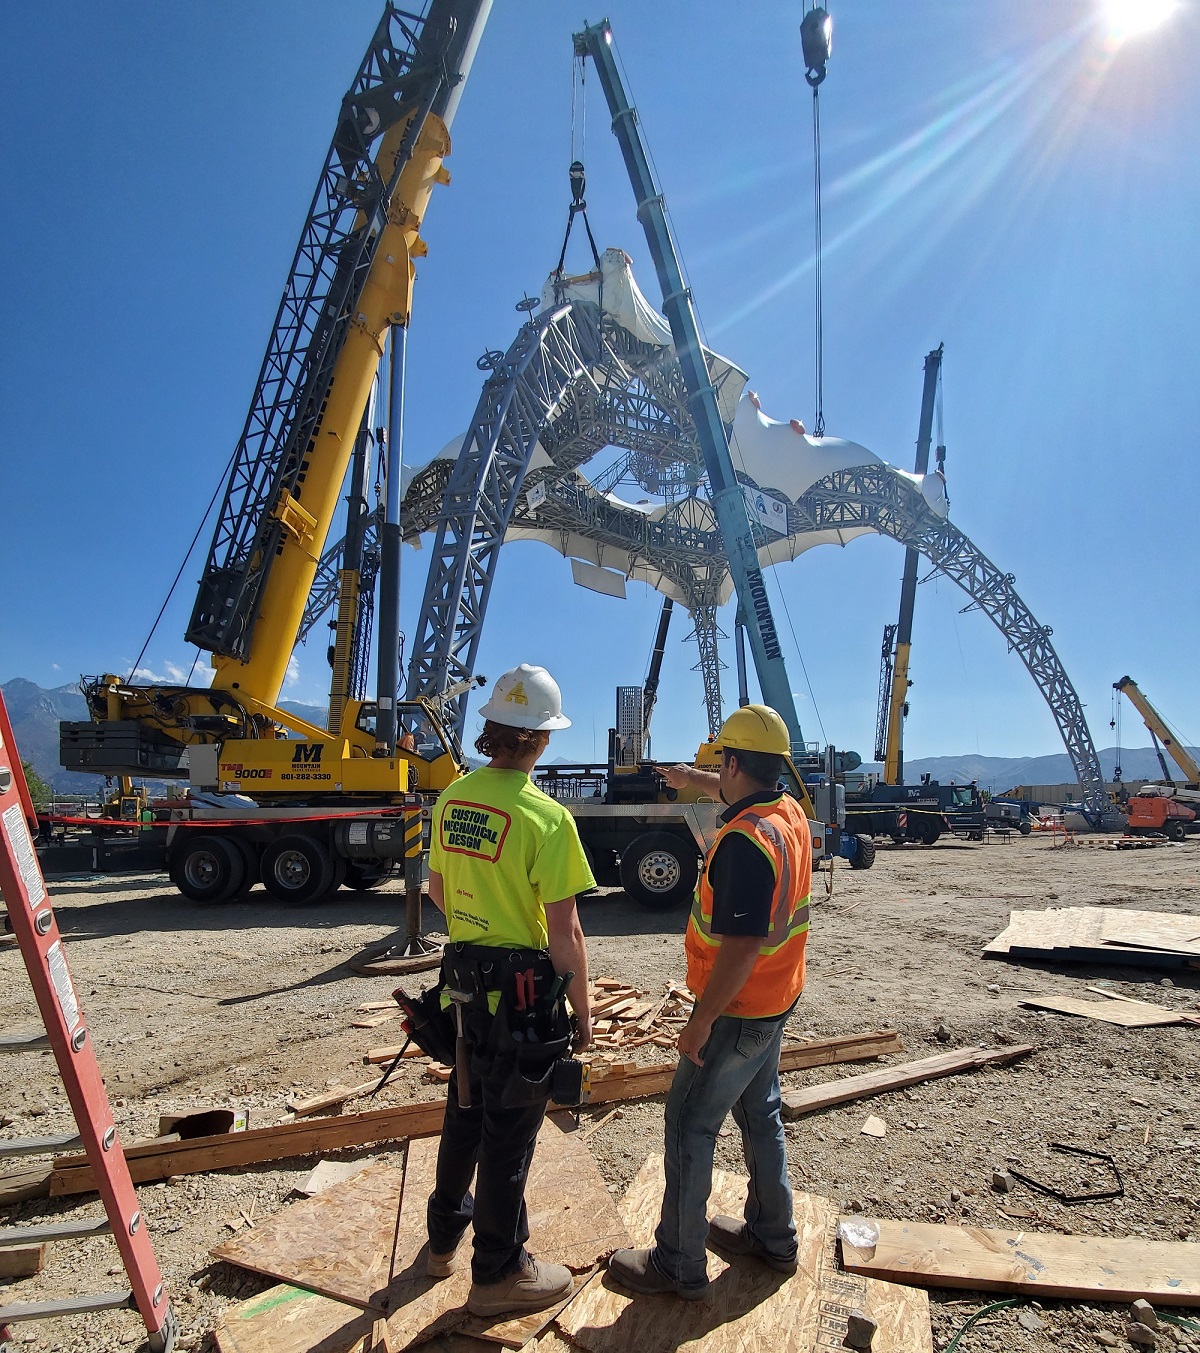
[558,1157,931,1353]
[1019,994,1190,1027]
[840,1218,1200,1305]
[380,1117,627,1350]
[214,1284,376,1353]
[1101,911,1200,956]
[212,1159,406,1310]
[985,907,1200,969]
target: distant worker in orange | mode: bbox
[608,704,811,1299]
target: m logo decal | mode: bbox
[292,744,323,764]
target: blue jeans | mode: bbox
[653,1008,796,1288]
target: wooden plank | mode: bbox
[364,1043,423,1065]
[53,1032,903,1197]
[0,1243,46,1278]
[558,1157,930,1353]
[840,1217,1200,1305]
[212,1159,408,1311]
[380,1119,628,1349]
[0,1166,51,1206]
[588,1030,904,1109]
[781,1046,1034,1119]
[1019,994,1190,1027]
[51,1100,448,1197]
[353,1011,401,1029]
[289,1079,387,1117]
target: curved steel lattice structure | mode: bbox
[386,296,1107,813]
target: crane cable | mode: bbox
[801,6,832,437]
[127,444,240,684]
[811,84,825,437]
[553,53,603,307]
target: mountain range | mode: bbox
[2,676,1193,797]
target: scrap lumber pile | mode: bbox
[984,906,1200,970]
[586,977,692,1049]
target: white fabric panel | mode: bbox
[570,558,628,599]
[541,248,748,427]
[727,395,949,520]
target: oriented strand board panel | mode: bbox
[558,1157,930,1353]
[381,1117,627,1350]
[214,1283,376,1353]
[212,1159,405,1311]
[1101,911,1200,956]
[1019,994,1191,1027]
[841,1218,1200,1305]
[984,907,1199,968]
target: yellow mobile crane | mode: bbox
[60,2,491,904]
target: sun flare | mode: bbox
[1101,0,1180,42]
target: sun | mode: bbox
[1100,0,1180,42]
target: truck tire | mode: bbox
[170,834,245,904]
[344,862,395,891]
[1166,820,1187,843]
[1018,820,1032,836]
[261,834,336,904]
[620,832,698,910]
[847,836,876,870]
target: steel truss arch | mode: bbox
[781,465,1108,815]
[396,295,1105,814]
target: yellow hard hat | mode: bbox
[712,704,790,756]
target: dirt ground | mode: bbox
[2,834,1198,1353]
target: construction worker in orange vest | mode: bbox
[608,703,811,1299]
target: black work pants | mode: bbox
[426,1012,550,1284]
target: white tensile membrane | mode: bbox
[405,250,949,606]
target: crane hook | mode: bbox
[800,7,832,87]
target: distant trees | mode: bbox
[21,761,51,811]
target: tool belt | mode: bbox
[440,942,579,1108]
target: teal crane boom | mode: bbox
[573,20,807,752]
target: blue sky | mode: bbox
[2,1,1197,767]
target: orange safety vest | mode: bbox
[685,791,811,1018]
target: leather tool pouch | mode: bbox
[439,944,581,1108]
[392,982,458,1068]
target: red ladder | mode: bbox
[0,691,177,1351]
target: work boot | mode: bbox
[426,1232,464,1279]
[706,1215,798,1275]
[466,1256,573,1317]
[607,1247,709,1301]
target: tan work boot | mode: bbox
[426,1232,464,1279]
[466,1256,573,1317]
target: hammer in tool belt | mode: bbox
[446,987,474,1109]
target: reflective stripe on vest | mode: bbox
[686,792,811,1018]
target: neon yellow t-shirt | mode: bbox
[430,767,596,952]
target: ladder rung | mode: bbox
[0,1289,134,1322]
[0,1032,51,1053]
[0,1217,111,1247]
[0,1132,83,1159]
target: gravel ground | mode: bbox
[1,834,1198,1352]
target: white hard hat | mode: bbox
[478,664,571,731]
